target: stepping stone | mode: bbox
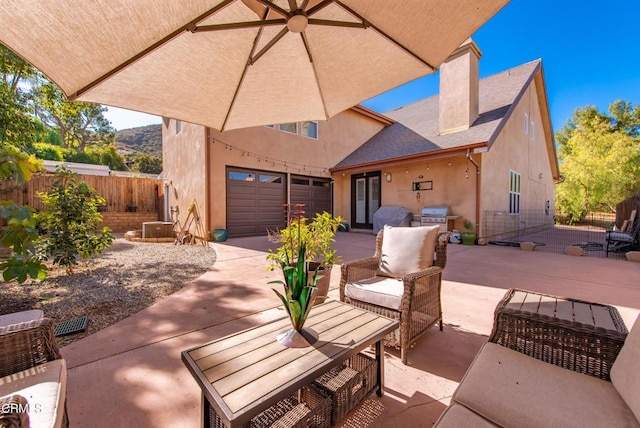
[565,246,584,256]
[520,242,536,251]
[627,252,640,263]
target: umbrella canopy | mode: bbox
[0,0,509,131]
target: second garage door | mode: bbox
[290,175,332,220]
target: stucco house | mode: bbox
[162,39,559,241]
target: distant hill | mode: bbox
[115,124,162,157]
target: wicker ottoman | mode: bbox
[313,353,377,424]
[489,288,628,380]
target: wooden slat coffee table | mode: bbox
[489,288,628,380]
[182,300,398,428]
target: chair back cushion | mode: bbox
[377,225,439,278]
[611,313,640,421]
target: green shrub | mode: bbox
[37,167,113,273]
[63,149,94,164]
[32,142,65,161]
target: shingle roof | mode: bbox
[334,60,541,169]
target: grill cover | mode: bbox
[372,206,413,234]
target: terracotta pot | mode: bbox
[309,263,332,306]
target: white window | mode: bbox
[175,120,182,134]
[278,123,297,134]
[301,121,318,139]
[524,113,529,134]
[530,120,535,141]
[509,170,521,214]
[264,124,275,129]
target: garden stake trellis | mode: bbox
[174,200,207,246]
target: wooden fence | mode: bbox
[617,193,640,228]
[0,174,163,213]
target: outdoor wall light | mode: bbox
[385,173,392,182]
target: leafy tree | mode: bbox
[1,44,37,96]
[37,167,113,273]
[128,153,163,174]
[88,145,127,171]
[556,101,640,222]
[32,80,116,151]
[0,52,47,283]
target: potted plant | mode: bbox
[267,209,343,306]
[461,219,477,245]
[269,243,321,348]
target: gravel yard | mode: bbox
[0,237,217,345]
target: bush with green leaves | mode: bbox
[1,74,48,283]
[32,142,65,161]
[0,202,46,283]
[37,167,113,272]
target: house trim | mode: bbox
[330,142,487,175]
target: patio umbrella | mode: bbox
[0,0,508,131]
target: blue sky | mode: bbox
[105,0,640,132]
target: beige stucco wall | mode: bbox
[480,74,557,239]
[170,109,386,232]
[332,156,477,231]
[161,119,208,236]
[332,72,557,237]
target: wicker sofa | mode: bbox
[0,318,68,428]
[434,313,640,427]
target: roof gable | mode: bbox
[334,60,543,170]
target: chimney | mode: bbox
[438,38,481,134]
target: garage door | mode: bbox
[226,168,286,237]
[290,175,332,220]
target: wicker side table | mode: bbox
[489,288,628,380]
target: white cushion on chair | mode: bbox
[0,359,67,428]
[377,225,439,278]
[345,276,404,310]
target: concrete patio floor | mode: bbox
[61,232,640,427]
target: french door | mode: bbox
[351,171,381,230]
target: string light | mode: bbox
[209,136,330,176]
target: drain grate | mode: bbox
[54,316,89,337]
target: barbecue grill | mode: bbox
[421,206,458,232]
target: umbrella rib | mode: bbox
[194,20,285,32]
[255,0,290,17]
[307,0,335,16]
[300,32,330,120]
[307,19,365,29]
[250,27,289,65]
[69,0,235,99]
[334,1,436,71]
[221,9,279,130]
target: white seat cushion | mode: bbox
[611,314,640,422]
[345,276,404,310]
[377,225,439,278]
[0,359,67,428]
[453,343,639,428]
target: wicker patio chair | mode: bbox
[0,318,69,428]
[605,217,640,257]
[340,226,450,364]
